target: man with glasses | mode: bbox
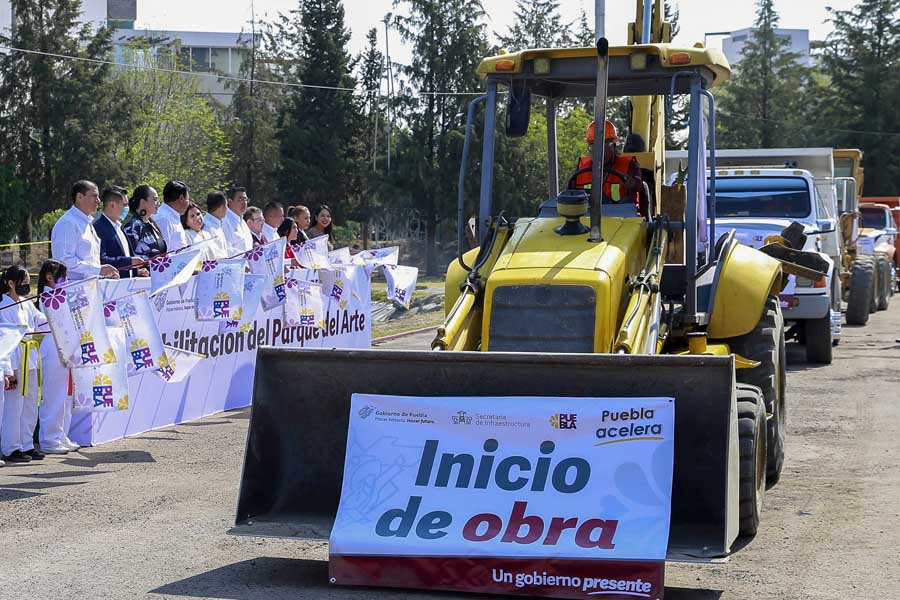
[243,206,268,247]
[51,181,120,280]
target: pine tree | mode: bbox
[277,0,359,210]
[817,0,900,194]
[0,0,125,241]
[716,0,813,149]
[226,29,285,203]
[497,0,572,50]
[393,0,489,275]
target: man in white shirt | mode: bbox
[223,186,254,255]
[202,191,231,258]
[51,180,120,280]
[93,186,148,278]
[155,180,191,252]
[262,201,284,241]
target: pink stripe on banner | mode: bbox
[329,555,664,600]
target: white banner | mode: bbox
[149,248,204,297]
[354,246,400,275]
[195,259,245,321]
[155,345,205,384]
[41,277,117,368]
[0,323,28,360]
[72,326,129,413]
[116,291,167,378]
[70,273,372,446]
[331,394,674,561]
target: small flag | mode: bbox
[41,277,117,368]
[328,246,351,265]
[154,345,205,384]
[218,273,267,334]
[246,238,287,311]
[72,326,129,413]
[284,274,325,329]
[195,259,245,321]
[293,236,332,270]
[116,291,167,378]
[149,248,204,297]
[353,246,399,275]
[383,264,419,309]
[318,264,364,308]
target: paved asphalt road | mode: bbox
[2,304,898,599]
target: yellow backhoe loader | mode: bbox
[233,0,796,561]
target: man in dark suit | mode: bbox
[93,186,148,278]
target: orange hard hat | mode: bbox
[585,120,619,143]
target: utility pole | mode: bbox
[247,0,257,197]
[383,14,394,174]
[595,0,605,40]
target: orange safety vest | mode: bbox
[574,154,640,205]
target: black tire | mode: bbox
[804,312,833,364]
[737,384,767,537]
[729,295,785,484]
[876,255,890,311]
[846,256,874,325]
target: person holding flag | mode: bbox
[0,265,46,462]
[35,260,78,455]
[0,324,19,467]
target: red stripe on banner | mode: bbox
[329,555,664,600]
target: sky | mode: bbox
[134,0,860,64]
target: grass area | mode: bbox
[372,310,446,339]
[371,275,445,303]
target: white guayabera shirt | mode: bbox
[50,206,102,279]
[154,202,190,252]
[223,208,254,256]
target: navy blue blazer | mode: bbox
[93,214,135,278]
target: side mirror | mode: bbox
[815,218,836,234]
[505,81,530,138]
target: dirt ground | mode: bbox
[2,304,899,600]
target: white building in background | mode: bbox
[0,0,253,104]
[111,29,255,103]
[0,0,136,33]
[720,27,812,67]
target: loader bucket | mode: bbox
[232,348,740,559]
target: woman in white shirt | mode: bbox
[0,265,47,462]
[181,202,222,262]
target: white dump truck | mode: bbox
[667,148,842,364]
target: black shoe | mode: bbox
[2,450,32,463]
[25,449,45,460]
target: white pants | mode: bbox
[0,386,5,458]
[0,367,39,456]
[38,336,72,448]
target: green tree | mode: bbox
[226,31,285,203]
[816,0,900,194]
[353,28,387,247]
[393,0,489,275]
[0,0,125,241]
[497,0,574,50]
[277,0,359,209]
[111,45,231,195]
[716,0,814,149]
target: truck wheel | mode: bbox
[737,384,767,537]
[876,255,890,311]
[804,313,833,364]
[730,295,785,484]
[846,257,874,325]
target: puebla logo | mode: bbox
[92,373,115,409]
[273,275,287,302]
[212,291,230,318]
[129,338,154,370]
[155,353,176,382]
[80,331,100,365]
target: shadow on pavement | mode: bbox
[152,557,722,600]
[0,480,87,491]
[16,469,109,479]
[0,488,44,502]
[784,342,831,372]
[61,450,155,468]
